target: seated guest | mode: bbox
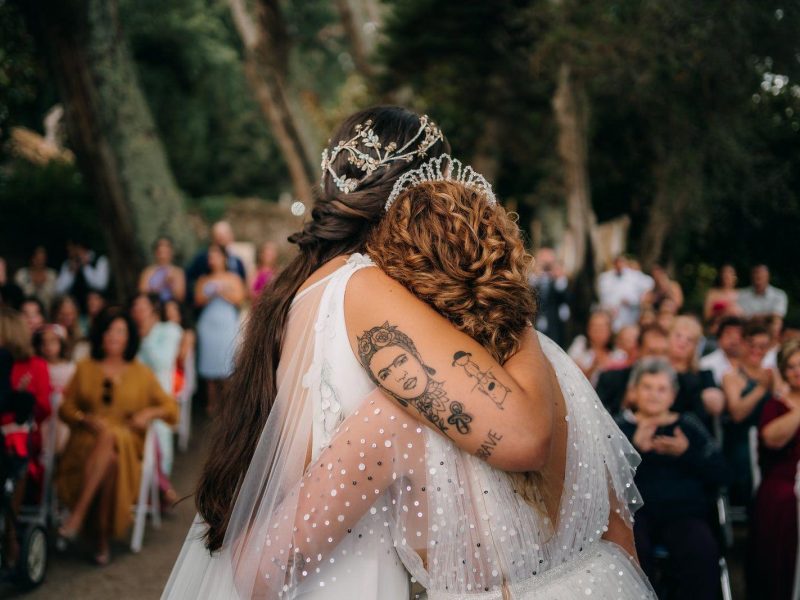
[613,324,640,367]
[567,309,626,385]
[20,296,46,338]
[162,299,196,398]
[722,319,775,506]
[617,358,730,600]
[643,264,684,311]
[703,263,742,323]
[668,315,725,423]
[33,324,75,453]
[0,257,24,309]
[753,340,800,600]
[131,292,182,502]
[51,295,85,358]
[596,325,669,415]
[56,307,178,565]
[738,264,788,319]
[656,297,679,333]
[700,316,744,386]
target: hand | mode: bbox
[82,414,108,434]
[759,370,774,392]
[15,373,32,392]
[127,410,151,433]
[632,420,658,452]
[652,427,689,457]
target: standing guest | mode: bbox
[20,296,46,338]
[597,254,654,332]
[753,340,800,600]
[738,264,789,319]
[185,221,245,307]
[56,307,178,565]
[250,241,279,299]
[194,245,245,415]
[643,264,684,311]
[0,307,52,490]
[722,320,776,505]
[656,297,679,333]
[33,324,75,454]
[138,236,186,304]
[618,358,729,600]
[567,309,626,385]
[0,257,24,309]
[83,291,107,336]
[763,315,784,371]
[596,325,669,416]
[55,240,110,313]
[700,316,745,386]
[14,246,57,308]
[51,295,85,359]
[529,247,570,347]
[704,264,742,322]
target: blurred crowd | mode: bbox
[0,221,275,569]
[531,251,798,599]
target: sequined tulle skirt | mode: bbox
[425,541,655,600]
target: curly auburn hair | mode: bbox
[367,180,536,364]
[366,180,547,511]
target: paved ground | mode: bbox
[1,416,211,600]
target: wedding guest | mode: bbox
[84,290,108,335]
[250,241,279,299]
[567,310,626,385]
[529,247,570,347]
[752,340,800,600]
[131,292,182,499]
[194,245,245,414]
[618,358,729,600]
[738,264,788,319]
[722,320,776,505]
[55,240,110,313]
[596,325,669,416]
[613,324,640,367]
[704,264,742,322]
[139,236,186,303]
[656,297,679,333]
[668,315,725,421]
[51,295,85,359]
[643,264,684,311]
[56,307,178,565]
[14,246,57,308]
[597,255,654,332]
[33,324,74,453]
[20,296,46,338]
[186,221,245,307]
[699,316,744,386]
[162,299,196,398]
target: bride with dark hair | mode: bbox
[164,107,654,599]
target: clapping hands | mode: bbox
[633,419,689,456]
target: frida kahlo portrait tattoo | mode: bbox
[451,351,510,410]
[358,322,473,435]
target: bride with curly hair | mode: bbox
[164,107,654,599]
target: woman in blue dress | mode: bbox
[194,244,245,415]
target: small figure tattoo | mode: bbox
[452,351,510,409]
[447,401,473,434]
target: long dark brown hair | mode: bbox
[196,106,450,551]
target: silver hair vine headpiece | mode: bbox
[320,115,443,194]
[385,154,497,212]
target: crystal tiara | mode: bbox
[385,154,497,211]
[320,115,443,194]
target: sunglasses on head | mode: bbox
[102,378,113,406]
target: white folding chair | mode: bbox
[178,348,196,453]
[130,424,161,553]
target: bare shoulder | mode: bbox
[345,266,430,326]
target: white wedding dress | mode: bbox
[163,254,655,599]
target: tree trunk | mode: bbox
[335,0,374,78]
[639,154,699,269]
[24,0,195,299]
[228,0,316,205]
[552,63,598,333]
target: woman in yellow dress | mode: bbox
[56,307,178,564]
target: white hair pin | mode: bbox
[385,154,497,211]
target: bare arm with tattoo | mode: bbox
[346,267,559,472]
